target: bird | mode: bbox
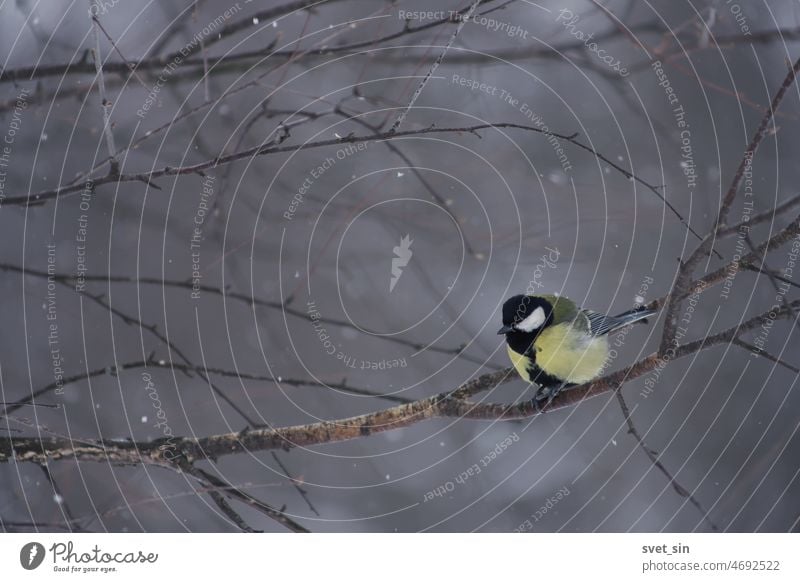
[497,294,656,407]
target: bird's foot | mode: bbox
[531,396,544,414]
[532,386,549,413]
[533,382,574,413]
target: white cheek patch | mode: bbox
[516,306,546,332]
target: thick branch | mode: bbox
[4,300,796,467]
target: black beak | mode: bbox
[497,325,513,335]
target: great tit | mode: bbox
[497,294,656,405]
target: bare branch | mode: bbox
[0,0,349,84]
[77,284,261,428]
[2,119,683,246]
[660,57,800,350]
[185,465,309,532]
[3,300,797,467]
[718,193,800,238]
[643,212,800,313]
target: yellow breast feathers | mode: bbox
[507,344,534,382]
[535,323,608,384]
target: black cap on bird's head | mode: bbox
[497,295,554,335]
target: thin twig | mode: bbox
[644,212,800,315]
[717,57,800,229]
[717,193,800,238]
[78,285,261,428]
[743,232,800,329]
[0,262,497,371]
[0,358,412,422]
[3,122,676,220]
[90,13,149,91]
[615,391,718,530]
[89,1,119,176]
[39,464,86,533]
[389,0,480,134]
[186,465,309,532]
[733,338,800,373]
[271,452,320,516]
[193,1,211,102]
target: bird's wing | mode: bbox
[581,307,655,336]
[582,310,618,336]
